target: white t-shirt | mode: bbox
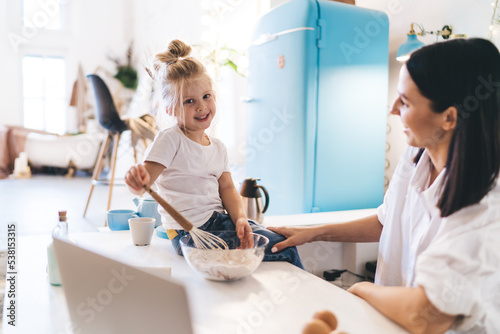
[145,126,231,229]
[377,145,500,332]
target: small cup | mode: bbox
[107,209,138,231]
[129,217,156,246]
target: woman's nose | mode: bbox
[390,99,400,116]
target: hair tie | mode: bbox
[166,56,186,66]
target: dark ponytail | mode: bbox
[407,38,500,217]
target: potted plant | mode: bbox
[109,42,138,90]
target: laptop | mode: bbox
[53,237,194,334]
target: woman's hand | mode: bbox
[125,163,150,194]
[235,218,254,248]
[268,215,383,252]
[267,226,317,253]
[346,281,372,297]
[347,282,456,333]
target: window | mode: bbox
[22,56,67,134]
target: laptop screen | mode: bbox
[53,237,194,334]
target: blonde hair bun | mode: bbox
[155,39,192,65]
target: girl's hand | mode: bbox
[235,218,254,248]
[267,226,315,253]
[125,163,150,193]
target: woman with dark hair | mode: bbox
[269,38,500,333]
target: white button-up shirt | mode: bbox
[376,146,444,287]
[376,145,500,332]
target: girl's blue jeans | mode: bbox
[170,211,304,269]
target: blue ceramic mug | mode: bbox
[106,209,138,231]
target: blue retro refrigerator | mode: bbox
[245,0,389,215]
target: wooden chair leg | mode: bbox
[83,134,111,217]
[107,132,121,213]
[133,138,149,163]
[133,145,138,164]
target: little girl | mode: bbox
[125,39,303,269]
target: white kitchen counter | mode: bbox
[263,208,378,227]
[2,227,405,334]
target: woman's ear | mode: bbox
[442,106,457,131]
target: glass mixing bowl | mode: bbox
[179,231,269,281]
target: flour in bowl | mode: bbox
[186,248,264,281]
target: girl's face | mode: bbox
[390,65,449,150]
[174,77,216,133]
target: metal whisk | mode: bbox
[142,185,228,250]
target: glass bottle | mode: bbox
[47,210,68,286]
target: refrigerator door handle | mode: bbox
[241,97,254,103]
[252,27,315,46]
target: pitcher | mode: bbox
[239,178,269,223]
[133,197,162,227]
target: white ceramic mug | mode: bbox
[128,217,156,246]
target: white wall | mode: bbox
[131,1,204,54]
